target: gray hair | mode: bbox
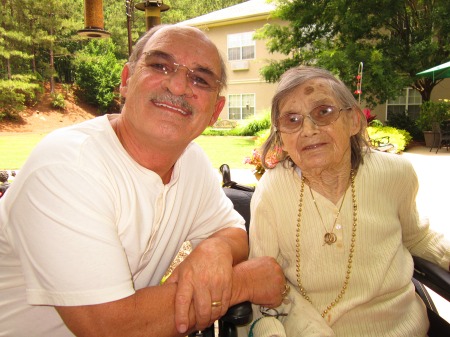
[261,65,370,171]
[127,25,227,92]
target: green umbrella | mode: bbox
[416,61,450,81]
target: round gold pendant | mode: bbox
[324,232,337,245]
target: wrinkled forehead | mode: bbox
[144,26,221,70]
[280,78,337,110]
[297,78,335,100]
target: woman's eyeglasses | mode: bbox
[142,51,222,92]
[276,105,351,133]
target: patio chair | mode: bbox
[193,164,449,337]
[430,122,450,153]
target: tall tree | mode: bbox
[104,0,146,58]
[0,0,33,80]
[31,0,81,92]
[257,0,450,106]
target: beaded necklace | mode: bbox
[308,185,347,245]
[295,170,357,318]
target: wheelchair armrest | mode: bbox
[413,256,450,302]
[221,301,253,326]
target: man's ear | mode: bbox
[120,63,130,98]
[208,95,226,126]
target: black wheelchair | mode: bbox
[190,164,449,337]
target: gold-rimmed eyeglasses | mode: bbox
[142,51,222,92]
[276,105,351,134]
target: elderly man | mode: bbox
[0,25,285,337]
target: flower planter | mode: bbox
[423,131,440,148]
[253,172,263,181]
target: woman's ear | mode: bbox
[120,63,130,98]
[350,108,362,136]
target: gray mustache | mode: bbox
[150,94,194,114]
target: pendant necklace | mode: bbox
[307,181,348,245]
[295,170,357,318]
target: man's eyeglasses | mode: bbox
[142,51,222,92]
[276,105,351,134]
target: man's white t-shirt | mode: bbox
[0,115,245,336]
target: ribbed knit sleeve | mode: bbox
[249,165,336,336]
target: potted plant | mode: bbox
[243,146,281,180]
[243,149,266,180]
[415,100,450,147]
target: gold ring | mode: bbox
[281,284,290,298]
[211,301,222,307]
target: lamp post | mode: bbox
[135,0,170,31]
[78,0,111,38]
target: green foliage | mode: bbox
[235,114,271,136]
[369,119,384,128]
[367,126,412,153]
[387,111,423,141]
[51,93,66,110]
[0,76,41,121]
[0,0,246,114]
[257,0,450,106]
[415,100,450,131]
[73,39,124,113]
[254,129,271,148]
[202,128,233,136]
[202,114,272,136]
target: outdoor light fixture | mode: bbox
[135,0,170,30]
[78,0,111,38]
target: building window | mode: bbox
[228,94,255,120]
[227,32,255,61]
[386,87,422,121]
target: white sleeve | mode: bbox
[8,164,135,306]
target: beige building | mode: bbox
[180,0,449,124]
[179,0,282,121]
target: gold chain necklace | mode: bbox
[296,170,357,318]
[308,184,347,245]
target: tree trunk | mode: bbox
[49,25,55,93]
[413,78,440,102]
[6,58,11,80]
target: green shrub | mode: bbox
[202,113,272,137]
[201,128,231,136]
[367,125,412,153]
[386,110,423,141]
[51,93,66,110]
[73,39,124,114]
[0,76,41,121]
[237,114,271,136]
[254,129,270,147]
[415,100,450,132]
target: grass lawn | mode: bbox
[194,135,257,170]
[0,133,258,171]
[0,133,48,170]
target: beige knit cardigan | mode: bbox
[247,150,450,337]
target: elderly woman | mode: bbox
[246,66,450,336]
